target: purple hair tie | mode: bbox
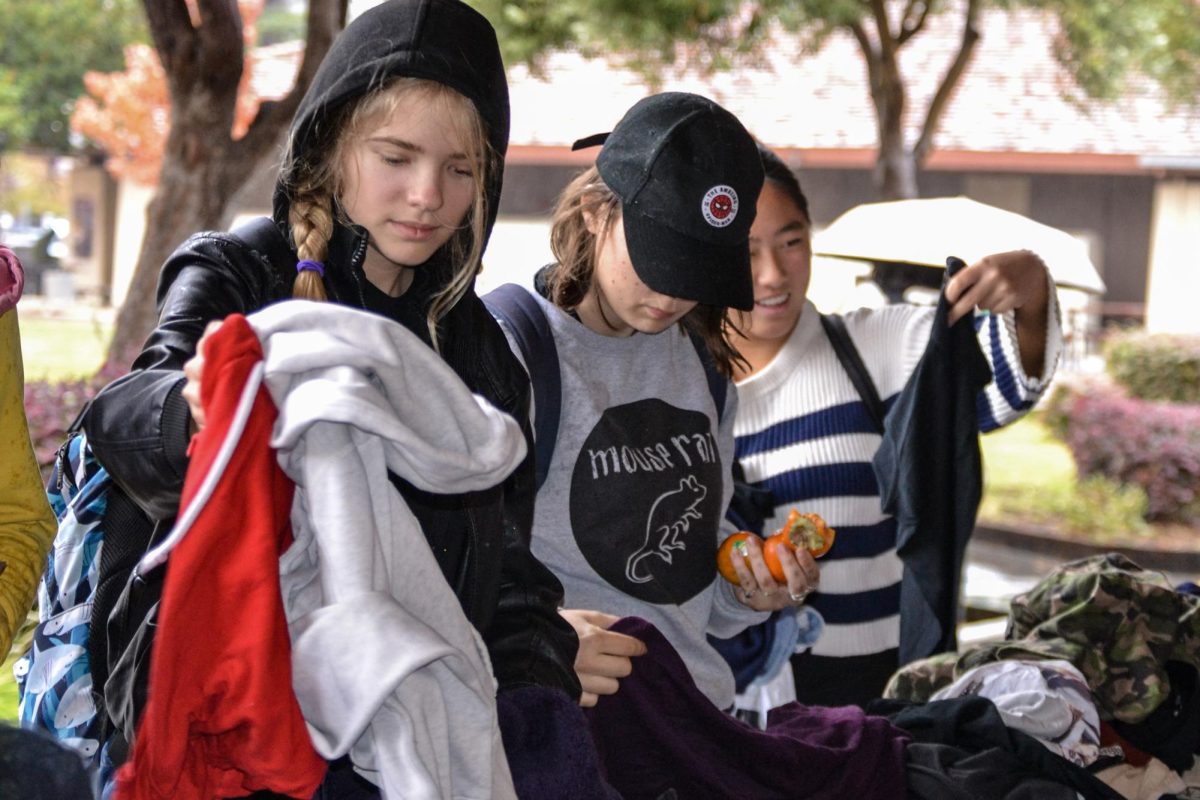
[296,259,325,278]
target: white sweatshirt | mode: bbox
[251,300,524,800]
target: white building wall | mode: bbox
[109,180,155,310]
[1145,179,1200,334]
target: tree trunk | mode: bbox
[852,0,981,202]
[103,132,251,370]
[852,6,921,201]
[102,0,346,374]
[874,75,919,200]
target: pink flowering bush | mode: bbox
[1053,386,1200,523]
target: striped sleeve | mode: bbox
[975,273,1062,432]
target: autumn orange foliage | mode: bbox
[71,0,264,185]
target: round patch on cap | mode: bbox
[701,185,739,228]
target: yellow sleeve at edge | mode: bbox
[0,309,56,656]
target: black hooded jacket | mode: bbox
[83,0,581,704]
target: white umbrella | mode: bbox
[813,196,1106,295]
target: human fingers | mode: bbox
[579,671,621,699]
[741,535,784,595]
[560,609,645,656]
[562,610,640,703]
[944,263,990,325]
[181,354,206,432]
[594,627,647,657]
[744,543,812,610]
[562,612,646,683]
[792,545,821,587]
[587,651,638,679]
[182,319,228,431]
[731,540,794,611]
[729,536,769,599]
[776,544,820,604]
[951,250,1050,323]
[571,608,624,630]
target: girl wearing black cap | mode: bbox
[78,0,580,793]
[486,92,821,713]
[728,144,1061,709]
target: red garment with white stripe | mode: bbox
[116,314,325,799]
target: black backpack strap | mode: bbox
[820,313,886,435]
[726,459,775,536]
[686,331,727,424]
[483,284,561,491]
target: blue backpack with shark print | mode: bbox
[14,432,112,764]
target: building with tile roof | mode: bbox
[82,4,1200,337]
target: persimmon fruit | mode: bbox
[762,510,836,582]
[716,532,756,584]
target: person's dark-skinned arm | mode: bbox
[944,249,1052,377]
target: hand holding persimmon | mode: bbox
[717,511,834,586]
[716,532,756,585]
[761,509,835,582]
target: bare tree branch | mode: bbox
[847,18,877,73]
[143,0,199,78]
[914,0,981,164]
[868,0,897,62]
[897,0,932,46]
[193,0,245,90]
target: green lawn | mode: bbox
[1,652,21,721]
[981,412,1152,539]
[1,619,32,723]
[18,315,113,381]
[979,413,1077,518]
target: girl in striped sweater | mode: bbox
[730,144,1062,707]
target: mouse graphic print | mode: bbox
[625,475,707,584]
[570,399,723,605]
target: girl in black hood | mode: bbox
[82,0,582,794]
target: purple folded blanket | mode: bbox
[585,617,912,800]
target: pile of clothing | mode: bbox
[887,553,1200,799]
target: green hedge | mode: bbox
[1104,330,1200,404]
[1047,384,1200,523]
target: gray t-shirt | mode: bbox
[497,288,768,709]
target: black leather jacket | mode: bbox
[84,218,581,698]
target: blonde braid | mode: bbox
[289,191,334,301]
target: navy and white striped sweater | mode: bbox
[733,298,1061,660]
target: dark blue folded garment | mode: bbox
[0,723,94,800]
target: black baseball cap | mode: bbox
[571,92,763,311]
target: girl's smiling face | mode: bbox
[738,180,813,351]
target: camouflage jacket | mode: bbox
[885,553,1200,724]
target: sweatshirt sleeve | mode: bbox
[0,310,56,656]
[705,384,770,638]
